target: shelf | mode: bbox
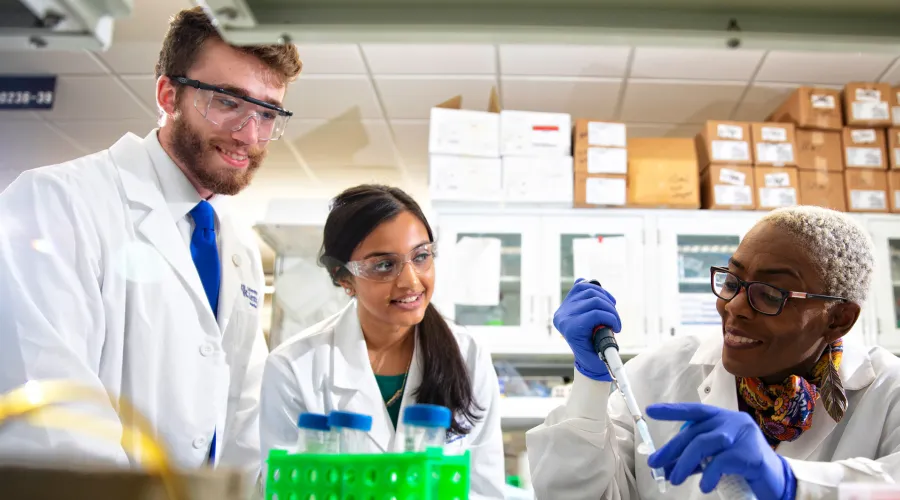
[500,397,565,428]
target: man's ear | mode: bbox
[156,76,178,116]
[824,302,861,343]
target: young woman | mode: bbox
[259,184,505,499]
[529,205,900,499]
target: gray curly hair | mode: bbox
[757,205,875,304]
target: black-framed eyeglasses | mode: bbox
[169,76,293,141]
[710,266,848,316]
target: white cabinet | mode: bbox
[867,218,900,351]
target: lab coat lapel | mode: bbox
[215,210,244,334]
[691,337,739,411]
[331,301,394,452]
[110,134,217,332]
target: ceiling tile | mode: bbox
[626,123,702,139]
[501,77,621,119]
[363,44,495,75]
[263,141,301,164]
[620,80,746,124]
[295,44,366,74]
[374,76,497,119]
[0,110,41,121]
[0,121,83,170]
[390,120,430,168]
[0,51,107,76]
[755,51,896,85]
[284,119,398,168]
[46,76,153,121]
[499,45,630,77]
[120,75,157,112]
[53,119,155,152]
[881,59,900,85]
[631,48,764,81]
[732,83,798,122]
[284,76,382,120]
[96,42,162,75]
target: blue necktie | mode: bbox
[189,200,220,465]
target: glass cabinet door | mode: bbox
[675,234,740,331]
[869,220,900,350]
[432,214,543,353]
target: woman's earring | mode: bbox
[821,345,847,423]
[345,287,354,296]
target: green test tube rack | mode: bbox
[265,448,471,500]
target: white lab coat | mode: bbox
[259,300,506,499]
[0,132,268,476]
[526,333,900,500]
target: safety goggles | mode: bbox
[169,76,292,141]
[710,266,847,316]
[342,243,436,282]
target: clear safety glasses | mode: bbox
[169,76,292,141]
[710,266,847,316]
[342,243,436,282]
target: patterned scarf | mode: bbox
[737,339,843,446]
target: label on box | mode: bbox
[764,172,791,187]
[853,101,890,121]
[895,148,900,167]
[585,177,627,206]
[893,106,900,126]
[851,129,877,144]
[531,125,560,146]
[846,147,884,168]
[756,143,795,164]
[587,147,628,174]
[588,122,627,147]
[713,185,752,206]
[811,132,825,146]
[711,140,750,162]
[759,187,797,207]
[855,88,881,102]
[895,191,900,211]
[761,127,787,142]
[717,124,743,140]
[850,190,887,210]
[811,94,835,109]
[814,156,828,170]
[719,168,746,186]
[429,108,500,157]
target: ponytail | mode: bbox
[413,303,483,436]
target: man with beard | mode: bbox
[0,6,301,480]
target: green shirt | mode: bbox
[374,373,406,429]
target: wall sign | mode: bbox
[0,76,57,110]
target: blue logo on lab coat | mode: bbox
[241,284,259,308]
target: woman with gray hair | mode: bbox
[527,206,900,500]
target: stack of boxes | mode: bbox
[572,119,628,207]
[696,121,757,210]
[501,110,573,204]
[839,83,891,213]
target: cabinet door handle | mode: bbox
[529,296,535,325]
[546,296,553,336]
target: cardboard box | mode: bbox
[428,154,502,202]
[503,156,574,203]
[795,129,843,172]
[428,90,501,158]
[573,119,627,174]
[754,166,799,209]
[701,165,756,210]
[500,110,572,157]
[891,88,900,127]
[798,170,847,212]
[574,173,627,208]
[845,169,889,213]
[629,138,700,208]
[751,122,797,167]
[843,82,892,128]
[888,171,900,213]
[842,127,887,169]
[767,87,842,131]
[888,128,900,169]
[695,121,753,171]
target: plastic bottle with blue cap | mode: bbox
[680,421,757,500]
[294,412,334,454]
[328,411,373,454]
[401,404,452,452]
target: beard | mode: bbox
[169,112,266,196]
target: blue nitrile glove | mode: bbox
[552,278,622,382]
[646,403,797,500]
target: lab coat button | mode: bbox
[704,386,711,394]
[192,437,208,449]
[232,254,242,267]
[199,344,214,356]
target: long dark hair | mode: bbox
[318,184,482,436]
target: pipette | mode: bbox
[588,281,667,493]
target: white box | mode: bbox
[502,156,574,203]
[500,110,572,157]
[429,155,502,201]
[428,107,500,158]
